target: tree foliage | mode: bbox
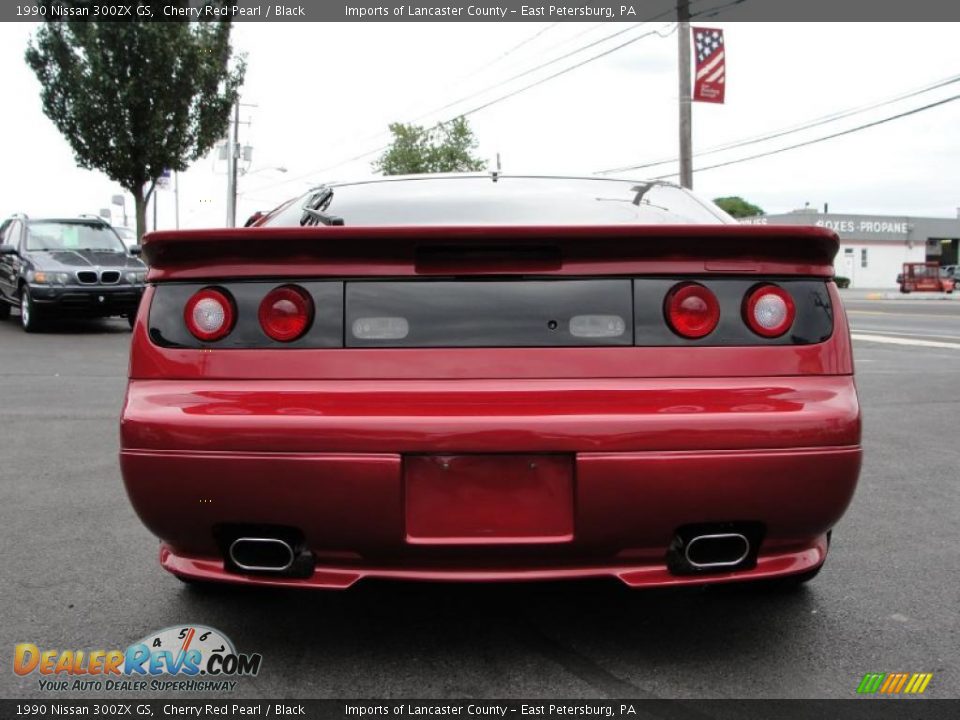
[713,196,765,218]
[25,15,246,240]
[373,117,486,176]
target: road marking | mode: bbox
[850,328,960,340]
[848,309,960,320]
[852,333,960,349]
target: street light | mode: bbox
[111,194,127,227]
[236,166,288,199]
[241,165,288,178]
[233,166,288,228]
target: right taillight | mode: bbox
[184,287,235,342]
[664,282,720,339]
[743,284,795,338]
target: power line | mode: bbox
[247,0,746,197]
[246,23,669,196]
[598,71,960,174]
[406,21,651,125]
[454,25,674,120]
[649,92,960,179]
[348,23,565,149]
[412,1,739,126]
[533,22,608,56]
[454,22,561,83]
[251,21,661,197]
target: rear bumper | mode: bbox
[159,533,831,590]
[120,375,860,588]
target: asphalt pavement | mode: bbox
[1,296,958,700]
[843,292,960,343]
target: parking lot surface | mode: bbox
[1,298,958,699]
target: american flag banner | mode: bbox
[692,27,726,103]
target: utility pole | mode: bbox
[677,0,693,189]
[226,101,240,228]
[174,171,180,230]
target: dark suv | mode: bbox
[0,215,147,332]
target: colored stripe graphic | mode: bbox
[879,674,898,693]
[857,672,932,694]
[912,673,933,694]
[857,673,885,693]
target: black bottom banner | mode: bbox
[2,700,958,720]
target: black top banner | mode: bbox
[6,0,960,22]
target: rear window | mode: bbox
[264,176,735,227]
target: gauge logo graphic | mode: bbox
[125,625,261,677]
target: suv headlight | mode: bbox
[28,271,70,284]
[126,271,146,284]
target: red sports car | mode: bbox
[120,175,861,590]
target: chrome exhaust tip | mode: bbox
[228,537,295,573]
[683,532,751,569]
[666,522,764,575]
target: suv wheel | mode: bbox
[20,287,43,333]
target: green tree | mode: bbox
[26,15,246,241]
[713,196,765,218]
[373,116,486,176]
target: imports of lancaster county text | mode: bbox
[346,704,628,717]
[343,5,648,19]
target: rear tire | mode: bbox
[778,562,824,586]
[173,574,223,592]
[127,314,136,329]
[756,530,831,590]
[20,286,43,333]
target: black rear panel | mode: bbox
[634,278,832,346]
[149,281,343,349]
[346,280,633,347]
[147,278,833,349]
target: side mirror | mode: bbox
[128,245,142,256]
[0,244,17,256]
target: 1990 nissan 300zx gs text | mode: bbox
[120,175,861,590]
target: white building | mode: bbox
[743,210,960,289]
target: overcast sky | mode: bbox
[1,21,958,230]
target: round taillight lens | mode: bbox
[258,285,314,342]
[664,282,720,339]
[743,284,796,337]
[184,288,235,342]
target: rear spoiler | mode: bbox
[142,225,840,281]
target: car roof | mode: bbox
[263,173,735,227]
[314,172,683,191]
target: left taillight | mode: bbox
[258,285,314,342]
[183,287,235,342]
